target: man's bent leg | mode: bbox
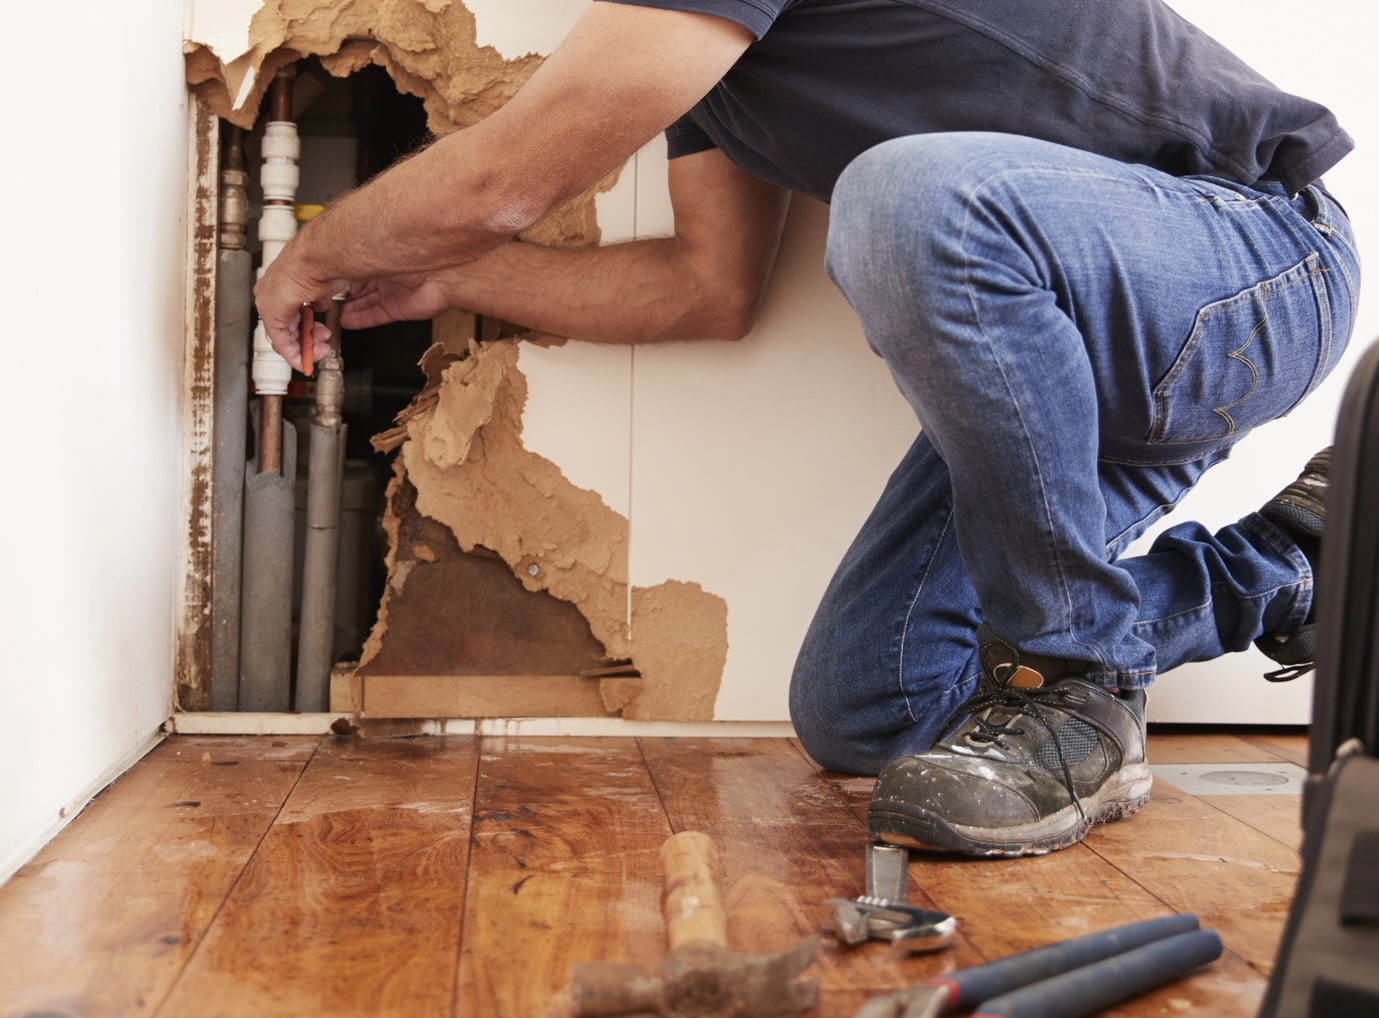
[790,435,983,774]
[810,134,1356,845]
[825,132,1357,690]
[790,444,1232,775]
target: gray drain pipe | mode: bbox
[295,299,346,712]
[238,66,301,713]
[211,128,252,711]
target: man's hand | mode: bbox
[339,273,453,331]
[253,227,346,371]
[249,4,753,360]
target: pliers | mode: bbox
[854,913,1222,1018]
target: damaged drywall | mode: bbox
[372,342,727,720]
[185,0,729,720]
[184,0,605,246]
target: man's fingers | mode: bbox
[339,305,390,331]
[308,320,332,363]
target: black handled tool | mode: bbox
[855,914,1218,1018]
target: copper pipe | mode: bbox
[300,304,314,377]
[268,69,293,122]
[324,298,343,355]
[259,395,283,475]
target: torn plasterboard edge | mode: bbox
[185,0,625,244]
[186,0,536,133]
[371,341,727,721]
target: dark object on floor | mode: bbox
[1260,338,1379,1018]
[853,913,1219,1018]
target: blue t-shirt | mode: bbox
[601,0,1351,201]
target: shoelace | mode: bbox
[1265,661,1316,682]
[939,677,1090,824]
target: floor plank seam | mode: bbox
[1185,790,1304,852]
[635,736,681,837]
[453,733,486,1018]
[148,734,326,1018]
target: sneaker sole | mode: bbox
[867,763,1154,857]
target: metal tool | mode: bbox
[565,831,819,1017]
[853,914,1220,1018]
[823,843,957,954]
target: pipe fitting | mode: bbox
[252,323,292,396]
[259,123,301,202]
[313,352,345,428]
[219,167,250,250]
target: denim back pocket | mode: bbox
[1148,253,1331,446]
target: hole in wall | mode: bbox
[217,57,617,713]
[236,60,435,667]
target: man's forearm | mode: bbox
[423,236,761,344]
[295,134,527,288]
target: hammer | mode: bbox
[561,830,820,1018]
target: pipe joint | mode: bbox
[260,123,301,202]
[258,203,298,245]
[252,323,292,396]
[314,352,345,428]
[219,168,250,250]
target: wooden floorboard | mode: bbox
[456,738,672,1018]
[0,729,1308,1018]
[0,737,317,1017]
[157,735,478,1018]
[1238,729,1310,768]
[639,737,975,1016]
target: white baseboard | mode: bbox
[0,728,166,886]
[169,711,798,740]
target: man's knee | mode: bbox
[826,135,967,285]
[789,651,976,775]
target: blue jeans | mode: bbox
[790,132,1361,774]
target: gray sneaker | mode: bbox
[1256,447,1329,682]
[867,628,1151,857]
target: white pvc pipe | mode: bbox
[251,120,300,397]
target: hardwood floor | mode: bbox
[0,730,1307,1017]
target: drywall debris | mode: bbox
[184,0,612,244]
[369,341,727,720]
[358,465,612,685]
[186,0,537,135]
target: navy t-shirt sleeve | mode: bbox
[595,0,788,39]
[596,0,790,159]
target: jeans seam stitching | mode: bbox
[897,506,956,724]
[960,167,1094,661]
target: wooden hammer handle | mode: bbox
[661,831,729,950]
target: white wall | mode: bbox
[0,0,188,879]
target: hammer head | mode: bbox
[572,936,820,1018]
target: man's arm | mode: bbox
[255,2,756,365]
[340,147,791,344]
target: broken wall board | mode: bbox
[358,674,613,718]
[357,473,610,678]
[185,0,718,721]
[376,339,727,720]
